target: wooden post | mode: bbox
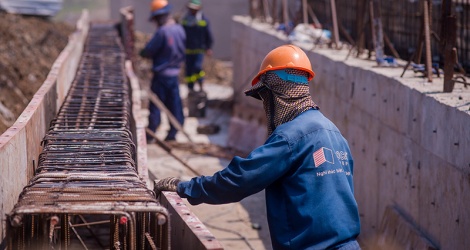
[271,0,278,24]
[249,0,256,19]
[307,5,322,28]
[440,0,457,92]
[423,0,433,82]
[442,16,457,92]
[356,0,366,54]
[282,0,289,29]
[302,0,308,24]
[383,33,400,59]
[263,0,271,22]
[330,0,340,48]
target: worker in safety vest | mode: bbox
[140,0,186,142]
[180,0,213,91]
[154,45,361,249]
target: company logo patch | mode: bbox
[313,147,334,168]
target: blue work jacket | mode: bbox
[141,22,186,76]
[177,109,360,249]
[181,11,213,53]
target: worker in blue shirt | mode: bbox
[154,45,361,249]
[140,0,186,142]
[180,0,213,91]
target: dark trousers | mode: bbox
[185,53,204,90]
[147,74,184,140]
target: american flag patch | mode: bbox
[313,147,334,168]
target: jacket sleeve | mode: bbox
[177,135,293,205]
[203,16,213,50]
[140,32,164,58]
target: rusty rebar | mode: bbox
[7,22,168,250]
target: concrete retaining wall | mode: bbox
[0,11,90,239]
[229,16,470,250]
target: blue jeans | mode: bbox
[147,74,184,140]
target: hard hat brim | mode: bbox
[149,4,172,20]
[251,66,315,86]
[187,3,201,10]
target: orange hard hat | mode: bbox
[149,0,171,19]
[150,0,168,11]
[251,44,315,86]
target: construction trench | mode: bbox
[1,1,470,250]
[0,9,223,250]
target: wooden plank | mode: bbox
[147,91,193,142]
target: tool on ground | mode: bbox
[146,128,201,176]
[196,123,220,134]
[147,91,193,142]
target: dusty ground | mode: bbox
[0,12,74,133]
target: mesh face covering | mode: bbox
[257,69,319,135]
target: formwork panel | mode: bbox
[159,192,223,250]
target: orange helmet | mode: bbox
[151,0,168,11]
[251,44,315,86]
[149,0,171,19]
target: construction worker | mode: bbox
[140,0,186,142]
[180,0,213,91]
[154,45,361,249]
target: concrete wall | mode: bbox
[109,0,248,60]
[0,11,90,240]
[229,15,470,250]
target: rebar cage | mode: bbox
[6,22,170,250]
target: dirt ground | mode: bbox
[0,12,74,133]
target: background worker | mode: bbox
[140,0,186,142]
[180,0,213,92]
[154,44,361,249]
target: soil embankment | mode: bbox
[0,13,74,133]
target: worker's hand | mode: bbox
[154,177,180,197]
